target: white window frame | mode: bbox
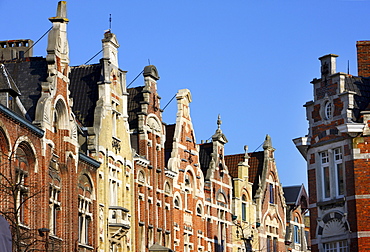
[324,240,348,252]
[49,184,61,236]
[320,150,331,200]
[334,148,344,197]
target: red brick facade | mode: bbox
[295,42,370,251]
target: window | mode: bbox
[174,197,180,208]
[320,151,331,199]
[269,184,274,204]
[334,148,344,196]
[320,148,345,200]
[15,147,32,225]
[324,240,348,252]
[49,183,61,235]
[273,237,277,252]
[241,195,247,221]
[294,225,300,244]
[267,236,271,252]
[78,175,93,245]
[325,101,332,120]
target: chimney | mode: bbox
[319,54,338,78]
[357,41,370,77]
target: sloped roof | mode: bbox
[199,142,213,176]
[1,58,47,121]
[127,86,144,130]
[0,64,21,96]
[69,64,102,127]
[283,185,302,205]
[283,184,308,209]
[225,151,264,197]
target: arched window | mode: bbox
[174,196,180,209]
[196,204,202,216]
[241,195,247,221]
[15,144,34,225]
[78,174,93,245]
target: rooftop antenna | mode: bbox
[109,14,112,31]
[148,59,151,65]
[347,60,350,75]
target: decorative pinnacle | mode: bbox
[244,145,250,160]
[217,114,222,131]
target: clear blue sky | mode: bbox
[1,0,370,189]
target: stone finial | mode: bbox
[212,114,228,144]
[263,134,272,149]
[49,1,68,23]
[244,145,250,160]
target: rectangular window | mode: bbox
[267,236,271,252]
[273,237,277,252]
[321,151,331,199]
[294,225,300,244]
[324,240,348,252]
[241,202,247,221]
[269,184,274,204]
[334,148,344,196]
[49,185,61,235]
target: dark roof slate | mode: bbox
[69,64,102,127]
[199,142,213,176]
[345,76,370,121]
[1,58,47,121]
[127,86,144,130]
[283,185,302,205]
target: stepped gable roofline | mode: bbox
[143,65,160,80]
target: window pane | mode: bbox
[337,163,344,196]
[324,166,330,198]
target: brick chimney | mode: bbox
[357,41,370,77]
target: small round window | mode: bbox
[324,101,332,120]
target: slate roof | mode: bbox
[127,86,144,130]
[1,57,47,121]
[0,64,21,96]
[69,64,102,127]
[225,151,265,198]
[199,142,213,176]
[283,185,302,205]
[165,124,176,165]
[345,76,370,121]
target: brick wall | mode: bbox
[357,41,370,77]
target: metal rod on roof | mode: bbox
[127,70,144,88]
[162,93,177,111]
[24,26,53,55]
[84,49,103,65]
[253,141,264,152]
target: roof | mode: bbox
[0,64,21,96]
[127,86,144,130]
[283,185,302,205]
[69,64,102,126]
[345,76,370,121]
[225,151,264,197]
[1,57,47,121]
[283,184,308,209]
[199,142,213,176]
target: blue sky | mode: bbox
[1,0,370,189]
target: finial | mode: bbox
[244,145,250,160]
[263,134,272,149]
[217,114,222,130]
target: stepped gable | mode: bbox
[1,58,47,121]
[69,63,101,126]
